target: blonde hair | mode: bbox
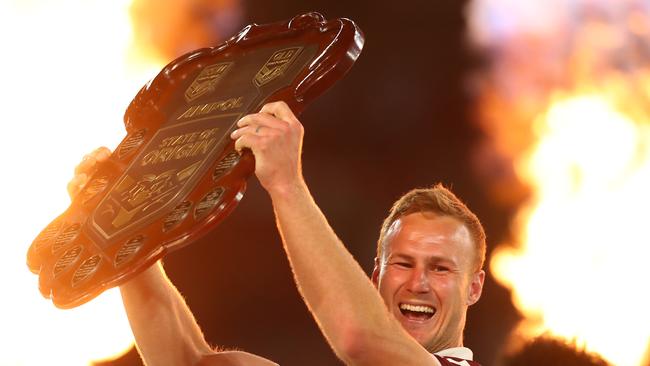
[377,184,486,272]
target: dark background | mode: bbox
[104,0,521,365]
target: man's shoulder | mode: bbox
[433,355,482,366]
[197,350,279,366]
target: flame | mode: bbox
[467,0,650,365]
[0,0,161,364]
[492,94,650,366]
[0,0,242,363]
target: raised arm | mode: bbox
[119,261,211,365]
[232,102,438,366]
[70,148,277,366]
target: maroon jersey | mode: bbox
[434,355,482,366]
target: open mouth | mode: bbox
[399,303,436,321]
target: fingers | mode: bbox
[67,173,89,200]
[74,147,111,175]
[235,110,290,131]
[231,113,287,151]
[69,147,112,200]
[233,132,262,152]
[94,146,111,162]
[228,101,304,191]
[259,101,298,124]
[232,101,301,139]
[235,101,298,130]
[74,155,96,176]
[230,101,304,159]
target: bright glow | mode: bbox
[0,0,161,364]
[468,0,650,363]
[492,95,650,366]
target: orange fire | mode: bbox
[492,93,650,366]
[0,0,242,363]
[468,1,650,365]
[0,0,242,366]
[0,0,160,364]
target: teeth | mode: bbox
[400,303,434,314]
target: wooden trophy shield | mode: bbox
[27,12,364,308]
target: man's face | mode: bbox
[372,212,484,351]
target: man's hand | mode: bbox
[230,101,305,195]
[67,147,111,200]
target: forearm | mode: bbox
[120,261,212,366]
[69,148,214,365]
[269,182,429,365]
[231,101,435,365]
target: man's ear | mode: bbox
[467,270,485,306]
[371,257,380,288]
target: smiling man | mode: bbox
[371,188,486,364]
[73,100,485,365]
[232,101,486,366]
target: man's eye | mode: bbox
[392,262,412,268]
[433,266,449,272]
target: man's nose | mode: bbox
[406,267,430,293]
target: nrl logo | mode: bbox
[185,62,232,102]
[254,47,303,87]
[103,162,201,230]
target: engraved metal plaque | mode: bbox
[53,246,83,277]
[52,223,81,253]
[117,129,147,159]
[163,201,192,232]
[80,176,109,203]
[115,235,145,267]
[32,219,63,251]
[27,12,364,308]
[194,187,225,220]
[212,151,240,181]
[72,255,101,287]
